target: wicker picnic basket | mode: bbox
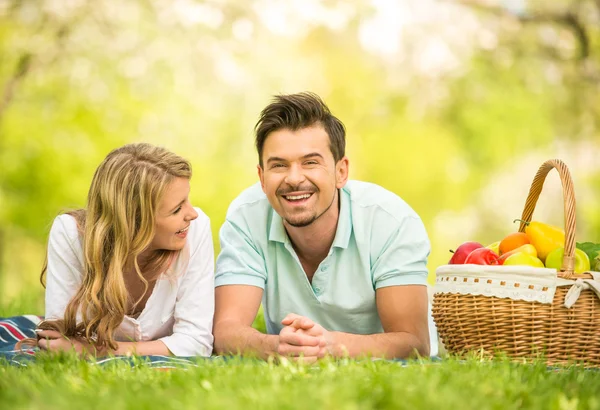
[433,159,600,366]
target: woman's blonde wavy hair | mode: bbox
[25,143,192,352]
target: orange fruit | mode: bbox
[499,232,530,255]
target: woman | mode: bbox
[30,143,214,357]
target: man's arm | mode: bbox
[284,285,430,359]
[332,285,429,358]
[213,285,278,359]
[213,285,326,360]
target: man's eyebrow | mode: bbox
[266,153,324,164]
[301,153,324,160]
[266,156,287,164]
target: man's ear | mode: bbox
[257,164,266,192]
[336,156,349,189]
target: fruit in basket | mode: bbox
[502,252,545,268]
[498,244,537,263]
[485,241,500,254]
[514,219,565,262]
[544,247,591,274]
[576,242,600,271]
[464,248,502,265]
[449,242,483,264]
[499,232,530,255]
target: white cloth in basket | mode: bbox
[564,271,600,308]
[435,265,578,304]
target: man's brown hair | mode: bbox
[255,92,346,167]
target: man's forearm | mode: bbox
[328,331,430,359]
[213,321,279,360]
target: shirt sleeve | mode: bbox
[44,215,85,320]
[214,219,267,289]
[159,214,215,357]
[372,215,430,289]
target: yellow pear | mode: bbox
[499,244,537,263]
[503,252,545,268]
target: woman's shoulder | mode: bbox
[187,207,212,249]
[190,207,210,231]
[50,213,80,240]
[192,206,209,223]
[48,213,84,258]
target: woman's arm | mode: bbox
[45,215,85,320]
[36,330,172,356]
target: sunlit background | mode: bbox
[1,0,599,310]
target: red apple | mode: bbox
[464,248,502,265]
[449,241,484,264]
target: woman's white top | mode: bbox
[44,208,214,357]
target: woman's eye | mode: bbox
[173,206,182,214]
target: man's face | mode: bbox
[258,125,348,228]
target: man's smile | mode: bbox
[282,192,314,203]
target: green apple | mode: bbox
[544,247,591,274]
[486,241,500,255]
[502,252,544,267]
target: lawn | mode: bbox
[2,354,599,409]
[2,296,600,410]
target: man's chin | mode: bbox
[283,215,316,228]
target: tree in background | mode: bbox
[1,0,598,304]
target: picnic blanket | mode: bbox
[0,315,199,369]
[1,316,453,370]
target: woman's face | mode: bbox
[149,177,198,251]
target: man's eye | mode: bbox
[305,161,318,165]
[271,164,285,169]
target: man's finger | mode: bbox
[281,313,303,325]
[280,328,321,347]
[281,314,316,330]
[289,317,315,330]
[295,326,326,340]
[278,343,323,357]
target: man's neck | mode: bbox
[284,194,340,269]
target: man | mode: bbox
[213,92,437,361]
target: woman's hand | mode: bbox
[36,330,97,357]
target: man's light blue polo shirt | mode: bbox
[215,180,437,353]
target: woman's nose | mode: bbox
[185,205,198,221]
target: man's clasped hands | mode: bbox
[278,313,339,363]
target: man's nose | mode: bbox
[284,163,306,186]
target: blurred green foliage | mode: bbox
[1,0,599,306]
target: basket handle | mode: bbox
[517,159,577,278]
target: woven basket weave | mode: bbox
[433,159,600,366]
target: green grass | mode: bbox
[0,291,44,318]
[1,355,599,409]
[2,293,600,409]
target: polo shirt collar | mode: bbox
[268,188,352,249]
[268,210,288,244]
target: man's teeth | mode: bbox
[285,194,311,200]
[176,226,189,234]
